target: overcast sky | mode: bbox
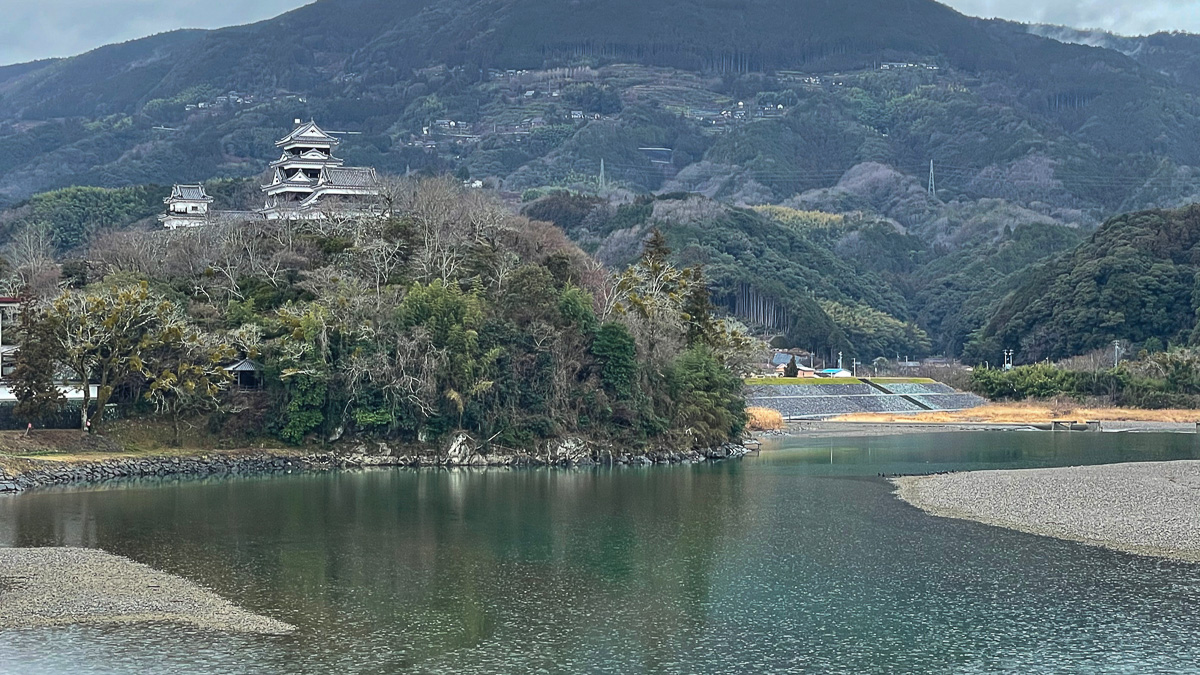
[3,0,1200,67]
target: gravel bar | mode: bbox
[894,460,1200,562]
[0,547,295,634]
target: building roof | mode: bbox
[320,166,378,188]
[165,184,212,203]
[276,120,340,148]
[270,149,343,168]
[224,358,263,373]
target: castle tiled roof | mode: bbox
[320,167,378,188]
[166,184,212,202]
[275,121,340,148]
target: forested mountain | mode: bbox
[973,204,1200,363]
[3,0,1200,217]
[5,0,1200,364]
[522,192,1082,359]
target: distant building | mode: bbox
[818,368,853,378]
[261,120,381,220]
[160,184,213,229]
[163,120,381,227]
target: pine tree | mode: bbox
[642,229,671,263]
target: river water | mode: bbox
[4,432,1200,673]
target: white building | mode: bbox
[159,184,213,229]
[260,120,380,220]
[162,119,381,227]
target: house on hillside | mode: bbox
[224,358,264,390]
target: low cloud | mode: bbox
[0,0,310,66]
[946,0,1200,35]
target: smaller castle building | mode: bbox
[159,184,213,229]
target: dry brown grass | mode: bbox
[746,406,785,431]
[833,402,1200,424]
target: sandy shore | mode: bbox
[0,547,295,634]
[781,420,1200,438]
[894,460,1200,562]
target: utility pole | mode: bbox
[928,159,936,198]
[1113,340,1123,368]
[1003,349,1014,371]
[837,351,843,370]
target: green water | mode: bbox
[4,432,1200,673]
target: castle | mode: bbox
[161,120,381,229]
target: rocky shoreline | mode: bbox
[0,433,751,494]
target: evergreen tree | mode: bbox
[784,356,799,378]
[592,322,637,400]
[10,299,66,427]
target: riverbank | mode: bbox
[833,402,1200,424]
[0,547,295,634]
[0,430,750,493]
[894,460,1200,562]
[783,419,1200,438]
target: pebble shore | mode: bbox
[0,547,295,634]
[894,460,1200,562]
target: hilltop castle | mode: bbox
[161,120,381,228]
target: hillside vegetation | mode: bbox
[5,179,752,451]
[974,204,1200,363]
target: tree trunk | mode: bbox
[77,365,90,432]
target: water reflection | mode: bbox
[2,433,1200,673]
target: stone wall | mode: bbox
[0,436,750,493]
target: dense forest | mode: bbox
[3,179,752,452]
[972,204,1200,364]
[522,191,1081,360]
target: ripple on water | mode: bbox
[3,432,1200,673]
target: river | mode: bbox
[4,431,1200,673]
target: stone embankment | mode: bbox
[0,434,750,493]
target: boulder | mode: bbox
[444,432,475,464]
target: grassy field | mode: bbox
[833,402,1200,424]
[0,416,291,477]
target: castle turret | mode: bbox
[159,184,213,229]
[261,119,379,219]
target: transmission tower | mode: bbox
[928,159,936,198]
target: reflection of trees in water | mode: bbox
[1,465,750,667]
